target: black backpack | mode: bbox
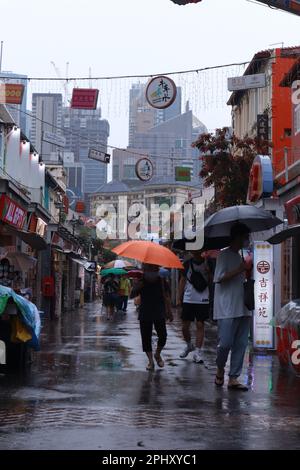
[188,260,208,293]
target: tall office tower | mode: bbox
[30,93,63,157]
[62,107,110,198]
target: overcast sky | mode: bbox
[1,0,300,149]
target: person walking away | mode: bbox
[131,264,173,371]
[178,250,210,363]
[213,223,252,391]
[118,276,131,313]
[103,274,119,320]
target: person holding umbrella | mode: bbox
[102,274,120,320]
[131,263,173,371]
[203,205,282,389]
[112,240,183,370]
[213,223,252,391]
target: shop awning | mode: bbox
[72,258,95,272]
[267,224,300,244]
[5,252,37,272]
[16,230,47,251]
[0,224,47,251]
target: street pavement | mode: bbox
[0,300,300,450]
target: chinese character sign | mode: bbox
[253,242,274,348]
[146,76,177,110]
[71,88,99,110]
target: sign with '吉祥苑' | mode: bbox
[253,241,274,349]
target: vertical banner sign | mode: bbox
[253,242,274,349]
[257,114,269,141]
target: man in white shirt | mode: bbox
[178,250,210,363]
[213,223,251,391]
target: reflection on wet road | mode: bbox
[0,301,300,450]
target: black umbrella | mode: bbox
[204,205,282,238]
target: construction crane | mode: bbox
[50,61,70,105]
[170,0,300,16]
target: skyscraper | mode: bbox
[30,93,63,157]
[129,82,182,147]
[132,109,207,182]
[62,107,110,197]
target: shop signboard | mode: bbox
[71,88,99,110]
[175,166,191,182]
[135,157,154,181]
[36,218,47,238]
[0,195,27,230]
[253,242,274,349]
[88,148,110,164]
[257,114,269,141]
[0,83,24,104]
[43,131,66,148]
[146,76,177,109]
[228,73,266,92]
[247,155,273,204]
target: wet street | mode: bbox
[0,300,300,450]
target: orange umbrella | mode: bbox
[112,241,183,269]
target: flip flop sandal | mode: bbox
[215,375,224,387]
[146,363,155,371]
[228,383,248,391]
[154,355,165,368]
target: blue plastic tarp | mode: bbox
[0,285,41,351]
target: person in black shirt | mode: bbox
[131,263,173,371]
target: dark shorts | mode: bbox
[103,293,118,307]
[181,303,209,322]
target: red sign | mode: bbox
[71,88,99,110]
[63,195,69,215]
[257,260,271,275]
[0,195,27,229]
[75,201,85,213]
[0,84,25,105]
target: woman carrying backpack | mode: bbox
[177,250,211,364]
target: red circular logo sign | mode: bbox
[257,260,270,274]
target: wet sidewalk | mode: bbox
[0,300,300,450]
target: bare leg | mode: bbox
[196,321,205,349]
[182,321,192,343]
[146,351,154,370]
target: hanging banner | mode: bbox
[146,76,177,109]
[71,88,99,110]
[135,157,154,181]
[253,242,274,349]
[0,83,25,105]
[257,114,269,141]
